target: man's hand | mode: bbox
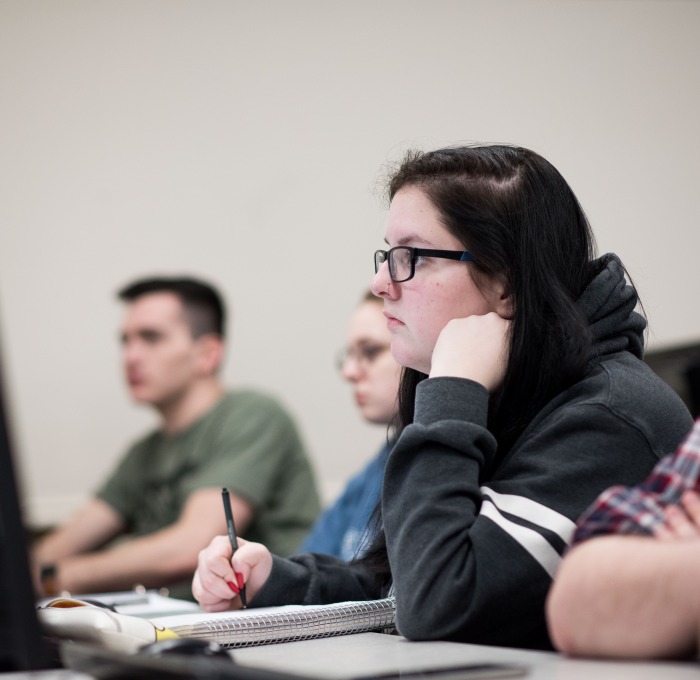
[32,487,254,595]
[653,491,700,541]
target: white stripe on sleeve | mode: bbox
[480,499,563,578]
[480,485,576,544]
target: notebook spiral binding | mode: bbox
[169,597,396,648]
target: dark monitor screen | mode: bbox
[0,331,53,670]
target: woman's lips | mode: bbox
[384,311,404,329]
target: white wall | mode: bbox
[1,0,699,526]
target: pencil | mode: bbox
[221,487,247,608]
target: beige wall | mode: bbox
[1,0,699,526]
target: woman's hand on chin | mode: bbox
[429,312,511,393]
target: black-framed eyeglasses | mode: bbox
[374,246,474,283]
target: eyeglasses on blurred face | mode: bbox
[336,344,390,372]
[374,246,474,283]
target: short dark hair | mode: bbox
[117,277,226,338]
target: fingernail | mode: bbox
[227,580,240,594]
[235,572,245,589]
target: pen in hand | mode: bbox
[221,487,247,608]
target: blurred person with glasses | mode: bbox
[193,145,691,649]
[298,291,400,560]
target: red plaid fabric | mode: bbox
[572,419,700,544]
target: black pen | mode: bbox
[221,487,247,608]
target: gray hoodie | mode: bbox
[254,253,692,651]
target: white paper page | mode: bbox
[152,603,309,628]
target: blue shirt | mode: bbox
[299,443,390,561]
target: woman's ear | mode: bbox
[495,286,515,320]
[484,274,515,319]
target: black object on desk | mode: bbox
[0,328,57,671]
[141,637,233,660]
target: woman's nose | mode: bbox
[371,260,394,298]
[341,357,362,382]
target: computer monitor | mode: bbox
[0,327,53,670]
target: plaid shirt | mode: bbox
[572,419,700,545]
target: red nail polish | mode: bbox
[235,572,245,589]
[227,580,240,594]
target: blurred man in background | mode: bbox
[33,276,320,599]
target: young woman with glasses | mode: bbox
[193,145,692,650]
[297,290,400,560]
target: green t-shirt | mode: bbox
[98,390,320,594]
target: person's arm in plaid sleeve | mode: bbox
[546,420,700,659]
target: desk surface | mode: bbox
[2,633,698,679]
[234,632,699,680]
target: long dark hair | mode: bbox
[359,144,599,582]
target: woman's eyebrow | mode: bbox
[385,233,433,247]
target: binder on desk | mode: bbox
[153,597,396,648]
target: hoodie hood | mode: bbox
[576,253,646,360]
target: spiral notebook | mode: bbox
[151,597,396,648]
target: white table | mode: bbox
[234,632,699,680]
